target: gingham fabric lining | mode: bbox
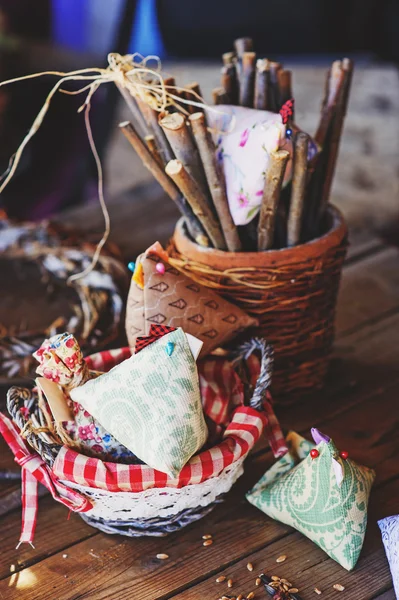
[52,407,267,492]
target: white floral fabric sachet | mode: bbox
[206,105,317,226]
[70,328,208,477]
[206,105,289,226]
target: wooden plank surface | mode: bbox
[0,239,397,598]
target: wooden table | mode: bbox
[0,63,398,599]
[0,227,398,599]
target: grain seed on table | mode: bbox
[333,583,345,592]
[156,553,169,560]
[276,554,287,563]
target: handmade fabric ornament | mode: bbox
[125,248,258,355]
[246,428,375,570]
[378,515,399,598]
[70,327,208,476]
[33,333,136,462]
[206,105,318,225]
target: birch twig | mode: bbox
[239,51,256,107]
[254,58,270,110]
[257,150,290,250]
[159,112,210,200]
[189,112,241,251]
[166,159,227,250]
[287,133,309,246]
[119,121,209,247]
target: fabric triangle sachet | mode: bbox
[378,515,399,598]
[246,428,376,571]
[125,246,258,356]
[71,327,208,477]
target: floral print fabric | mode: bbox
[33,333,136,462]
[378,515,399,597]
[70,328,208,477]
[246,430,375,571]
[206,105,316,226]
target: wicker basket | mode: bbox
[169,206,348,400]
[4,338,276,538]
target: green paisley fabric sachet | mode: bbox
[246,430,375,571]
[71,328,208,477]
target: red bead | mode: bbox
[340,450,349,460]
[310,449,319,459]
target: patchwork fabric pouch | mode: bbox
[34,333,136,462]
[71,327,208,477]
[378,515,399,597]
[246,428,376,570]
[126,247,258,356]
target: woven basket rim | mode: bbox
[7,342,269,492]
[173,205,348,269]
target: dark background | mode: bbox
[0,0,397,220]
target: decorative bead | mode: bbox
[310,449,319,459]
[156,262,166,275]
[127,261,136,273]
[286,128,293,139]
[165,342,175,356]
[340,450,349,460]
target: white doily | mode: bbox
[60,457,245,521]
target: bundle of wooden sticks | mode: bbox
[119,37,353,253]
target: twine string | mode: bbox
[0,53,226,281]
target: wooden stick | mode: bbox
[144,135,163,168]
[116,83,149,138]
[257,150,290,250]
[319,58,353,215]
[119,121,209,247]
[304,61,345,237]
[239,51,256,107]
[268,62,282,112]
[277,69,293,106]
[159,112,210,201]
[135,96,174,164]
[189,112,241,252]
[287,132,309,246]
[166,160,227,250]
[212,87,230,105]
[314,60,344,146]
[222,52,235,66]
[221,64,238,105]
[254,58,270,110]
[183,82,204,114]
[234,37,254,58]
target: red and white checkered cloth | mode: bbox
[0,344,287,546]
[85,347,287,458]
[0,412,92,547]
[53,406,267,492]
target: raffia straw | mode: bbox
[0,53,226,278]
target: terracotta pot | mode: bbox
[170,206,348,400]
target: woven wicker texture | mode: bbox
[170,206,348,399]
[6,338,273,537]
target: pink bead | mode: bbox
[156,262,166,274]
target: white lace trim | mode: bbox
[60,457,245,521]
